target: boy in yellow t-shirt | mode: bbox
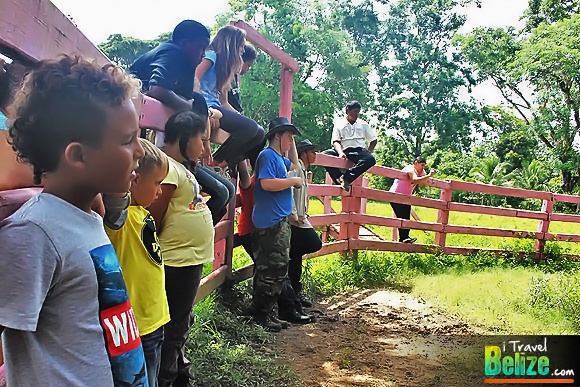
[104,138,170,387]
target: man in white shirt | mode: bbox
[323,101,378,191]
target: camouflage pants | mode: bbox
[251,217,291,315]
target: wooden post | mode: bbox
[535,195,554,260]
[322,173,333,242]
[279,66,293,119]
[360,176,369,214]
[435,188,453,247]
[348,177,362,241]
[339,186,350,241]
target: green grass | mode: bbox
[303,249,580,335]
[186,199,580,386]
[186,284,301,387]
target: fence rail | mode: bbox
[307,153,580,262]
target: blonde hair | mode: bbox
[210,26,246,95]
[137,138,169,176]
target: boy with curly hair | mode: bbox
[0,55,148,386]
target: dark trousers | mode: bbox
[234,232,253,259]
[194,165,235,219]
[277,278,302,314]
[251,219,291,315]
[142,326,164,387]
[391,202,411,242]
[288,226,322,293]
[212,107,265,166]
[158,265,204,387]
[322,147,376,184]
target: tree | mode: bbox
[469,155,512,206]
[457,15,580,192]
[508,160,551,191]
[494,129,539,170]
[99,33,170,69]
[523,0,580,31]
[345,0,482,157]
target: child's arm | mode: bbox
[147,184,176,234]
[218,93,238,113]
[102,193,130,230]
[288,136,300,171]
[261,177,302,192]
[238,160,252,190]
[408,169,435,188]
[147,86,192,112]
[193,59,213,93]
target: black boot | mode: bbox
[279,309,312,324]
[253,313,283,332]
[297,292,313,308]
[270,314,290,329]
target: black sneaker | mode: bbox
[279,309,312,325]
[339,177,351,192]
[297,293,313,308]
[402,237,418,243]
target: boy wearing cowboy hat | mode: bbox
[276,139,324,323]
[251,117,302,331]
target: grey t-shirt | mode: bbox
[0,193,148,387]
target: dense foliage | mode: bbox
[98,0,580,204]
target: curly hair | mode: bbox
[8,55,141,184]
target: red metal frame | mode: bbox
[230,20,298,120]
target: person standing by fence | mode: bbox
[148,111,214,387]
[323,101,377,192]
[288,140,323,306]
[250,117,302,332]
[389,156,435,243]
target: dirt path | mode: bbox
[277,289,485,387]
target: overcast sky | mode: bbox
[51,0,529,45]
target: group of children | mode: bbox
[0,18,324,387]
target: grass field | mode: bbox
[189,198,580,386]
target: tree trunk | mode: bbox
[562,170,575,193]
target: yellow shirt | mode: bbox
[160,158,215,267]
[105,206,170,336]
